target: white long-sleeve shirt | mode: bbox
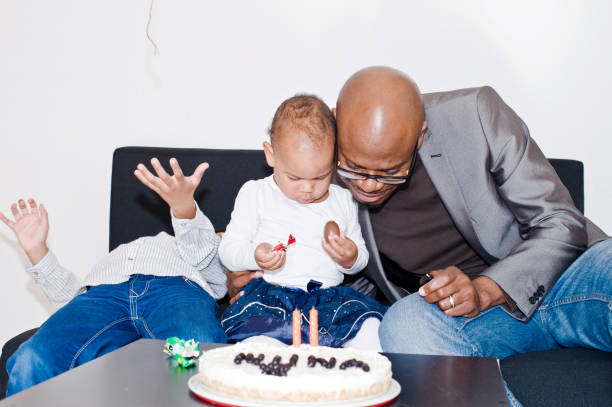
[219,176,368,290]
[26,203,227,309]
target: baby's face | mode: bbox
[267,129,334,204]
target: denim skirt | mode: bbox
[221,278,387,347]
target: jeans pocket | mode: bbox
[182,277,201,290]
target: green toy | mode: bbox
[163,337,200,368]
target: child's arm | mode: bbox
[218,181,267,272]
[134,157,206,220]
[321,197,369,274]
[0,199,84,308]
[134,158,221,267]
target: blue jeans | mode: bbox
[379,238,612,357]
[6,274,226,396]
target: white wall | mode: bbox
[0,0,610,346]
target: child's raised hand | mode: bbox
[0,198,49,264]
[134,157,209,219]
[321,232,358,269]
[254,242,286,270]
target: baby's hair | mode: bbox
[268,94,336,148]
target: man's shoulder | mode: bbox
[423,85,499,109]
[422,86,513,137]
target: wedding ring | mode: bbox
[449,294,455,309]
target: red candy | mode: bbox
[273,242,287,251]
[272,234,296,251]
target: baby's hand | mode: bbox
[134,158,209,219]
[321,232,358,269]
[254,242,286,270]
[0,198,49,264]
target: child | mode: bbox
[219,95,386,350]
[0,159,227,396]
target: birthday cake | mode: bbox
[198,343,392,402]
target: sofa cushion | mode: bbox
[110,147,271,250]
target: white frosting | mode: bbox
[198,343,392,401]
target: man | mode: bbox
[334,66,610,358]
[229,66,611,360]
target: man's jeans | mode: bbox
[379,238,612,357]
[6,275,226,396]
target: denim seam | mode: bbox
[456,325,479,356]
[70,317,132,369]
[129,277,155,298]
[540,293,611,311]
[456,306,499,330]
[140,317,156,339]
[129,278,137,322]
[455,308,500,356]
[538,307,553,341]
[129,278,155,325]
[184,278,199,289]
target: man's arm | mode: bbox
[0,198,84,308]
[476,86,587,319]
[420,86,587,320]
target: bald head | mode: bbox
[335,66,426,205]
[337,66,424,152]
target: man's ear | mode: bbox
[417,121,428,149]
[263,141,275,167]
[332,107,336,119]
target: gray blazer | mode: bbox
[358,86,607,321]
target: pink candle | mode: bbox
[292,308,301,347]
[309,307,319,346]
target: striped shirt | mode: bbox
[26,203,227,309]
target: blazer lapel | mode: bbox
[418,130,496,264]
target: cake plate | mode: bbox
[188,376,401,407]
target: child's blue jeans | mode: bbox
[6,274,226,396]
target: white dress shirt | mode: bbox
[26,203,227,309]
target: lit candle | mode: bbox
[292,308,301,347]
[309,307,318,346]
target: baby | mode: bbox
[219,95,386,350]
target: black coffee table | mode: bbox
[0,339,508,406]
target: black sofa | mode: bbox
[1,146,610,404]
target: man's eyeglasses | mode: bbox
[336,166,410,184]
[336,142,419,185]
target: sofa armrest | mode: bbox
[0,328,38,399]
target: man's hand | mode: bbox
[134,157,209,219]
[254,242,286,270]
[419,267,506,317]
[321,232,358,269]
[226,269,263,304]
[0,198,49,264]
